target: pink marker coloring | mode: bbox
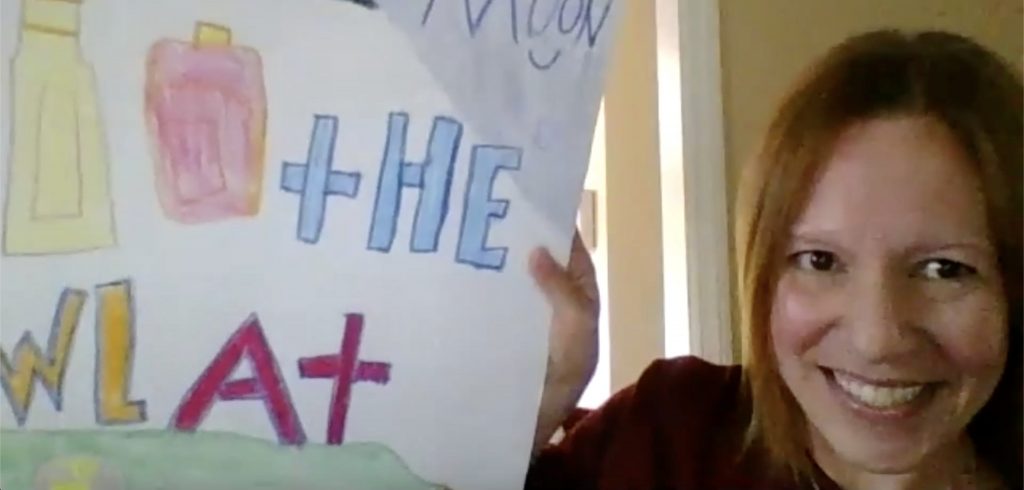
[144,22,267,224]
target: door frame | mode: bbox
[676,0,734,364]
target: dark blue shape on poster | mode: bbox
[337,0,378,9]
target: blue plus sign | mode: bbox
[281,115,361,244]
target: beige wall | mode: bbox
[718,0,1024,356]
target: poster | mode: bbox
[0,0,619,488]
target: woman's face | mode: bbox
[771,117,1008,473]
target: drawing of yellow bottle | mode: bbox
[3,0,116,256]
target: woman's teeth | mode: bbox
[833,371,926,409]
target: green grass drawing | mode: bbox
[1,429,444,490]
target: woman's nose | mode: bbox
[846,271,919,362]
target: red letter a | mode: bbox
[171,314,306,445]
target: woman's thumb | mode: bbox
[530,247,578,310]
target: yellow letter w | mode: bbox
[1,288,87,425]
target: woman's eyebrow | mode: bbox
[905,240,996,257]
[787,228,845,245]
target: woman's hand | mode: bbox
[529,232,600,454]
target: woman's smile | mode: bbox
[822,367,940,420]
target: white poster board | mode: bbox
[0,0,619,488]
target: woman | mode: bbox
[525,30,1022,490]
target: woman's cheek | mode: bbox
[771,273,840,355]
[924,291,1008,374]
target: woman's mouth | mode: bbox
[822,368,940,419]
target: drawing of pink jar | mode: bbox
[144,22,267,224]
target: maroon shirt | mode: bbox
[526,356,841,490]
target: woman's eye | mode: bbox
[919,259,977,280]
[792,250,839,272]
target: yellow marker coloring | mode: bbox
[3,0,116,255]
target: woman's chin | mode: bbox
[812,422,935,475]
[837,447,926,474]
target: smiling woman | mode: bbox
[740,31,1023,490]
[768,116,1012,489]
[525,28,1022,490]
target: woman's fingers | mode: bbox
[530,232,599,317]
[529,247,579,312]
[529,230,600,377]
[529,231,601,452]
